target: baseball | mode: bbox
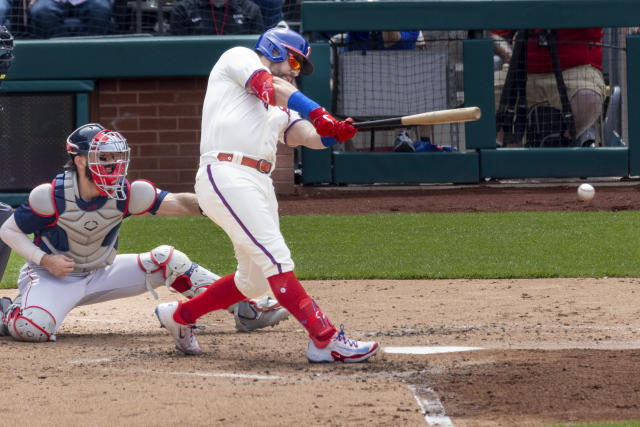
[577,183,595,202]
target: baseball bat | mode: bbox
[351,107,482,129]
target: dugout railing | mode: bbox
[299,0,640,185]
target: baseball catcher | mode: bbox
[0,123,288,342]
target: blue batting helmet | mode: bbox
[254,28,314,75]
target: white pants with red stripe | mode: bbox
[16,254,165,336]
[195,162,295,299]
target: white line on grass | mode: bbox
[408,385,454,427]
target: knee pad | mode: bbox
[138,245,220,299]
[4,305,56,342]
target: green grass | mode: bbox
[2,210,640,288]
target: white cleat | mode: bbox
[306,325,380,363]
[233,296,290,332]
[155,302,202,355]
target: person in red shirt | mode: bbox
[493,28,605,144]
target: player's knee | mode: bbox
[138,245,219,298]
[6,306,56,342]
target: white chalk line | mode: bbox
[408,385,454,427]
[68,357,112,364]
[384,346,483,355]
[150,370,280,380]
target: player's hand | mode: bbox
[41,254,75,278]
[309,108,357,142]
[308,107,337,138]
[335,117,357,142]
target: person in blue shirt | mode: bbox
[347,30,420,51]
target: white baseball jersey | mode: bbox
[200,46,301,166]
[196,46,303,298]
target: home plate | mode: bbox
[383,346,483,355]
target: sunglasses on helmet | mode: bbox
[287,53,302,72]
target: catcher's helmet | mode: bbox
[66,123,130,200]
[254,28,314,75]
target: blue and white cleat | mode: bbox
[155,302,202,355]
[306,325,379,363]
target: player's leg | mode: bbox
[179,165,377,361]
[229,257,289,332]
[2,263,88,342]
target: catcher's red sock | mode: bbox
[268,271,336,348]
[178,273,245,324]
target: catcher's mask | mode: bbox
[87,130,130,200]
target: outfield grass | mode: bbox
[2,210,640,288]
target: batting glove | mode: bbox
[309,108,357,142]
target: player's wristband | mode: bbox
[287,91,321,117]
[321,137,338,147]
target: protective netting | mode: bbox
[1,0,301,38]
[330,31,466,152]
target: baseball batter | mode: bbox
[0,123,288,342]
[155,28,380,363]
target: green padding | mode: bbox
[298,43,332,184]
[480,148,629,179]
[9,36,259,80]
[463,39,495,149]
[0,194,28,207]
[1,80,94,92]
[627,35,640,175]
[302,0,640,32]
[333,152,479,184]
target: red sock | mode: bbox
[178,273,245,324]
[268,271,336,348]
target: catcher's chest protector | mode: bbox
[0,202,13,281]
[38,171,126,272]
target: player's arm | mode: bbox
[128,180,200,217]
[154,192,202,217]
[284,119,326,150]
[247,72,356,145]
[1,183,74,277]
[0,214,73,278]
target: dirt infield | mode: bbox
[1,182,640,426]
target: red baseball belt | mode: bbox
[216,153,272,174]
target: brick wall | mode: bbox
[95,77,296,195]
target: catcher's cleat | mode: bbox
[233,296,290,332]
[155,302,202,355]
[306,324,379,363]
[0,296,11,336]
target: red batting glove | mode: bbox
[308,107,338,138]
[335,117,357,142]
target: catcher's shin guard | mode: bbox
[4,303,56,342]
[138,245,220,299]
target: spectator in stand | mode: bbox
[0,0,9,28]
[29,0,112,38]
[493,28,605,145]
[170,0,264,35]
[251,0,283,29]
[347,31,420,51]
